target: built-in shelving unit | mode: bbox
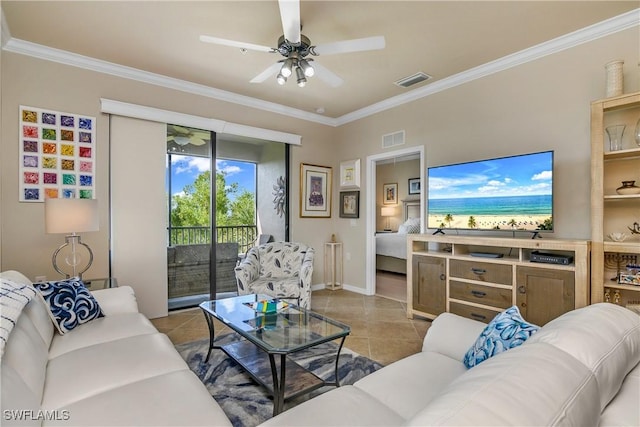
[590,92,640,308]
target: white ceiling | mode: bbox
[2,1,638,124]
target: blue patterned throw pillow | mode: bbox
[463,305,539,369]
[34,278,104,334]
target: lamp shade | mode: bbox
[45,198,99,234]
[380,207,395,217]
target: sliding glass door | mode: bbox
[166,126,289,310]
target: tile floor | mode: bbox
[151,289,432,366]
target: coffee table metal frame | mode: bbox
[199,294,350,415]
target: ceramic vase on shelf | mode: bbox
[605,60,624,98]
[634,118,640,147]
[606,125,626,151]
[616,181,640,195]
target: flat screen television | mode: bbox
[427,151,553,233]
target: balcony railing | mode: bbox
[168,225,258,253]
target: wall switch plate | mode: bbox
[35,275,47,282]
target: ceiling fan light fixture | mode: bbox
[299,58,314,77]
[174,136,191,146]
[276,72,287,85]
[280,58,294,78]
[296,67,307,87]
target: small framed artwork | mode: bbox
[383,183,398,205]
[408,177,420,195]
[339,191,359,218]
[340,159,360,188]
[300,163,332,218]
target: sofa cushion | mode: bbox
[422,312,486,360]
[0,363,42,427]
[43,333,188,410]
[463,305,539,368]
[48,312,158,359]
[259,385,404,427]
[44,370,232,426]
[407,342,600,426]
[90,286,139,315]
[527,302,640,411]
[34,279,104,334]
[599,362,640,427]
[245,277,301,299]
[354,351,467,419]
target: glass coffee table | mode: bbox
[199,294,350,415]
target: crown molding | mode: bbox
[2,8,638,128]
[336,8,640,126]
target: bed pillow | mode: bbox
[34,278,104,334]
[463,305,539,368]
[402,217,420,234]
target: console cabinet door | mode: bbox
[412,255,446,316]
[516,266,575,326]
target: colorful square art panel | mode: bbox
[19,106,96,202]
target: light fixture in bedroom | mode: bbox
[381,206,395,231]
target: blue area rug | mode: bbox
[176,333,383,427]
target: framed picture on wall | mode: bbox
[300,163,332,218]
[339,191,359,218]
[383,183,398,205]
[339,159,360,188]
[408,177,420,194]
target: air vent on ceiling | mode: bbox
[382,130,405,148]
[394,72,432,88]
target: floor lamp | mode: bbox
[45,198,99,280]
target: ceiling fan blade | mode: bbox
[278,0,300,44]
[190,137,207,146]
[310,62,343,88]
[250,62,283,83]
[199,35,273,53]
[312,36,385,56]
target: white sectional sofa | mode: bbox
[0,270,231,427]
[261,302,640,427]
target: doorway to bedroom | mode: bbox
[366,146,424,301]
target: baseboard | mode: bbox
[312,283,371,295]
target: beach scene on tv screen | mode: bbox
[428,151,553,231]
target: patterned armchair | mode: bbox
[234,241,315,309]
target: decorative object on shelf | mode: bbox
[615,180,640,195]
[45,198,99,280]
[604,288,611,303]
[607,232,628,242]
[628,222,640,235]
[19,106,96,202]
[613,290,621,304]
[339,159,360,188]
[382,182,397,205]
[605,59,624,97]
[339,190,359,218]
[272,176,286,217]
[330,233,336,243]
[634,118,640,147]
[408,177,420,195]
[300,163,332,218]
[606,125,626,151]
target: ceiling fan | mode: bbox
[200,0,385,88]
[167,125,210,146]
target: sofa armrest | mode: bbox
[422,312,486,361]
[235,248,260,294]
[91,286,140,315]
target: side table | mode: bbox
[324,242,343,290]
[84,277,118,290]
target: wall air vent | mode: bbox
[382,130,405,148]
[394,72,432,88]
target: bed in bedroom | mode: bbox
[376,199,421,274]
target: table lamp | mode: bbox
[381,206,395,231]
[45,198,99,279]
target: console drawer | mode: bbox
[449,301,501,324]
[449,281,512,309]
[449,259,512,285]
